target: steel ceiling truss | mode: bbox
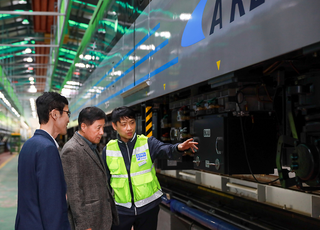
[0,0,149,122]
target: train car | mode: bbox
[67,0,320,229]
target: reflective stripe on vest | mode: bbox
[111,165,154,178]
[106,135,163,208]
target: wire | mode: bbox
[189,221,195,230]
[239,116,279,184]
[236,84,258,109]
[263,61,283,75]
[264,84,273,102]
[235,84,279,184]
[272,87,284,136]
[289,62,301,75]
[256,85,273,103]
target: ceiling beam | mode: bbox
[0,4,31,11]
[1,44,59,47]
[74,0,99,5]
[0,36,54,40]
[7,75,51,79]
[69,15,90,24]
[0,54,51,57]
[59,0,113,92]
[47,0,73,92]
[3,63,54,66]
[0,22,32,32]
[0,66,23,116]
[0,11,65,16]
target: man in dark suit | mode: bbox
[61,107,118,230]
[15,92,71,230]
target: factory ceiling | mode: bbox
[0,0,139,127]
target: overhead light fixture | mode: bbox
[11,108,20,118]
[26,57,33,62]
[28,85,37,93]
[179,13,192,21]
[155,31,171,39]
[110,70,122,76]
[98,29,106,34]
[129,56,141,61]
[75,63,85,68]
[108,11,116,15]
[139,45,155,50]
[0,92,11,107]
[25,48,32,53]
[22,19,29,24]
[0,92,20,118]
[66,81,82,86]
[30,98,37,118]
[29,77,34,81]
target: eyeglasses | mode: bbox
[62,110,71,118]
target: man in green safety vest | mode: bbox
[102,106,198,230]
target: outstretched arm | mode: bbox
[177,138,198,152]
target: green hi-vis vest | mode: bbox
[106,135,163,208]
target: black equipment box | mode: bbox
[193,114,277,174]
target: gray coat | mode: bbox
[61,133,118,230]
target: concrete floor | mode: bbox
[0,151,207,230]
[0,152,18,230]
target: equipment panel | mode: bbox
[193,114,277,174]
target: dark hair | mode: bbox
[36,92,68,124]
[78,107,107,130]
[111,106,135,124]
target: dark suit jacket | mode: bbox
[15,129,70,230]
[61,132,118,230]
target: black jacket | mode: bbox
[102,133,181,216]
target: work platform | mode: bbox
[0,152,18,230]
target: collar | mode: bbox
[117,132,136,144]
[41,129,59,149]
[76,131,97,152]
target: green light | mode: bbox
[98,28,106,33]
[58,58,73,64]
[0,46,10,51]
[115,1,145,15]
[0,55,13,60]
[22,19,29,24]
[16,41,29,45]
[72,0,96,8]
[68,20,89,30]
[59,48,77,56]
[0,14,11,19]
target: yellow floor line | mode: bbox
[0,154,17,170]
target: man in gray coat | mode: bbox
[61,107,118,230]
